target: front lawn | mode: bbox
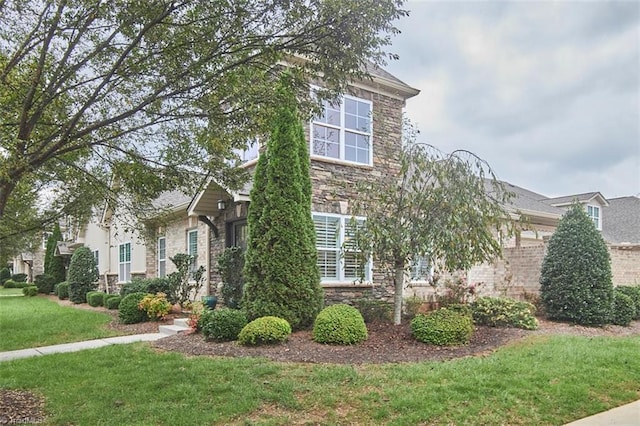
[0,287,24,296]
[1,334,638,424]
[0,295,121,351]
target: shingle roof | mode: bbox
[151,191,191,210]
[484,179,565,217]
[543,192,605,206]
[601,196,640,244]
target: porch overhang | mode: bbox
[188,178,251,217]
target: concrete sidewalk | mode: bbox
[564,400,640,425]
[0,333,164,362]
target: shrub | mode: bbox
[22,286,38,296]
[201,308,248,342]
[11,273,27,282]
[68,246,99,304]
[167,253,206,308]
[138,293,172,320]
[44,223,66,284]
[238,316,291,346]
[411,308,474,346]
[120,277,172,300]
[615,286,640,320]
[34,274,56,294]
[86,291,106,307]
[56,282,69,300]
[445,303,473,318]
[540,203,613,326]
[218,247,245,309]
[0,267,10,285]
[118,292,149,324]
[471,297,538,330]
[313,304,368,345]
[105,296,122,310]
[353,299,393,323]
[611,291,636,326]
[403,296,424,320]
[4,279,29,289]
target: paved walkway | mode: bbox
[0,333,164,362]
[564,400,640,425]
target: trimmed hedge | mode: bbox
[23,286,38,296]
[0,267,10,285]
[201,308,248,342]
[118,292,149,324]
[411,308,474,346]
[86,291,106,307]
[615,286,640,320]
[56,282,69,300]
[611,291,636,326]
[238,316,291,346]
[313,304,368,345]
[11,273,27,282]
[105,295,122,310]
[120,278,173,300]
[68,246,99,304]
[4,279,29,289]
[34,274,56,294]
[471,297,539,330]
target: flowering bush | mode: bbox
[439,276,483,306]
[138,292,172,321]
[187,301,206,331]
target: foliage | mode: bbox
[55,282,69,300]
[120,277,173,301]
[0,1,406,254]
[34,274,56,294]
[105,296,122,310]
[44,223,66,284]
[351,133,514,324]
[0,267,10,285]
[242,78,323,330]
[438,277,483,306]
[22,285,38,296]
[615,286,640,320]
[186,301,207,331]
[138,293,172,321]
[540,204,614,326]
[353,299,393,323]
[411,308,474,346]
[217,247,245,309]
[201,308,249,342]
[168,253,205,309]
[68,247,99,304]
[118,293,149,324]
[471,297,538,330]
[403,296,425,320]
[86,291,106,307]
[237,316,292,346]
[445,303,473,318]
[313,304,368,345]
[610,291,635,326]
[3,279,29,288]
[11,273,27,282]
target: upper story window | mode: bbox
[587,205,601,230]
[158,237,166,278]
[187,229,198,272]
[92,250,99,270]
[311,95,373,166]
[232,138,259,164]
[118,242,131,283]
[42,232,52,250]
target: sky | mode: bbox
[384,0,640,199]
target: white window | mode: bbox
[311,95,372,165]
[187,230,198,272]
[587,205,601,230]
[410,256,432,282]
[158,237,166,278]
[232,138,259,164]
[118,242,131,283]
[42,232,52,249]
[313,214,371,283]
[92,250,99,269]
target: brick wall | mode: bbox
[610,245,640,286]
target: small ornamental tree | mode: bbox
[540,203,613,326]
[44,223,66,284]
[68,246,99,304]
[242,77,323,330]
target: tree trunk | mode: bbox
[393,258,405,325]
[0,180,16,218]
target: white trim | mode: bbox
[118,242,132,283]
[587,204,602,230]
[157,236,166,278]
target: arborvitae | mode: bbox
[540,203,613,325]
[68,246,99,304]
[242,78,323,330]
[44,223,66,284]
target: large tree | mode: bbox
[242,76,323,330]
[0,0,407,252]
[351,136,515,324]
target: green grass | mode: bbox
[0,295,122,351]
[1,334,638,425]
[0,287,24,296]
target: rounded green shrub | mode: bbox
[87,291,106,307]
[611,291,636,326]
[23,285,38,297]
[540,204,613,326]
[105,295,122,310]
[238,316,291,346]
[68,246,99,304]
[615,286,640,320]
[471,297,538,330]
[120,278,172,300]
[56,282,69,300]
[411,308,474,346]
[11,273,27,282]
[313,304,368,345]
[34,274,56,294]
[0,267,11,285]
[201,308,248,342]
[4,279,28,289]
[118,292,149,324]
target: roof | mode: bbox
[602,196,640,244]
[483,179,564,220]
[544,192,609,207]
[151,191,192,210]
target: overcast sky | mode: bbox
[385,0,639,199]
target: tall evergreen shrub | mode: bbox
[44,223,66,284]
[540,203,613,325]
[68,246,99,304]
[242,77,323,330]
